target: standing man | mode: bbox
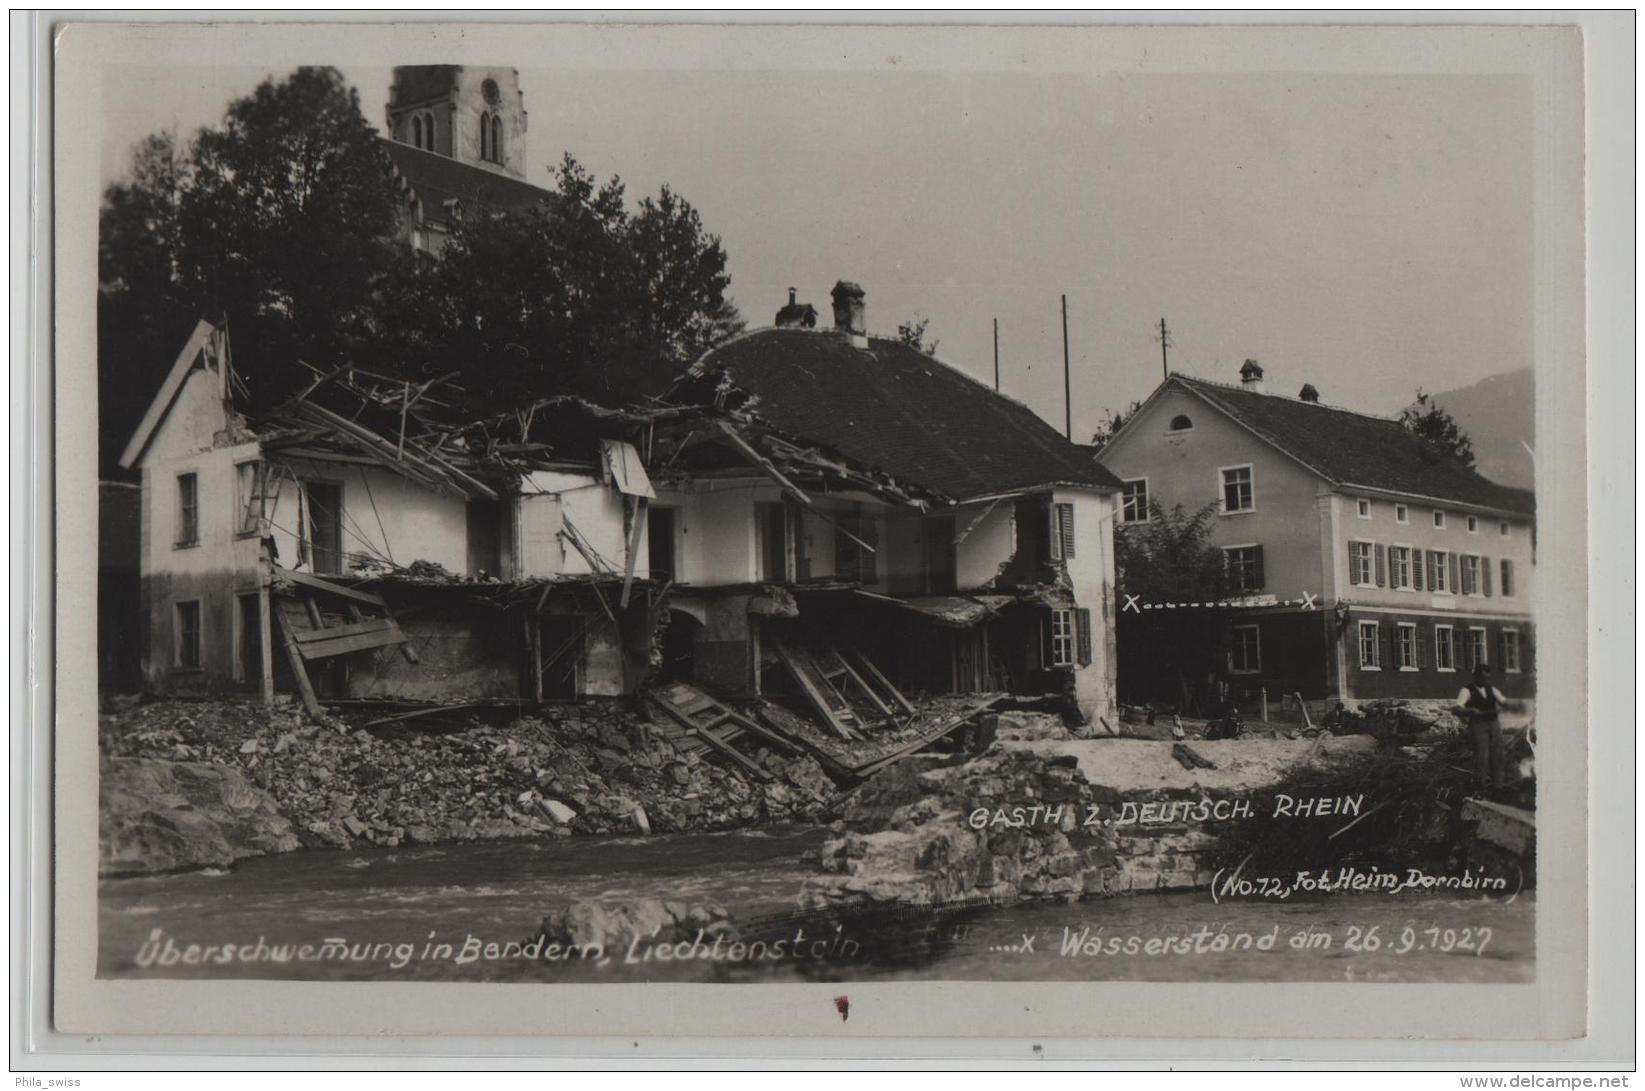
[1454,663,1524,794]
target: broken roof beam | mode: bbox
[293,401,499,501]
[716,421,813,506]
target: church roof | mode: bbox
[379,137,553,219]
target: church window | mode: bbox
[490,114,503,162]
[479,111,489,160]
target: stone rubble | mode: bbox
[100,698,836,867]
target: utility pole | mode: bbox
[992,317,1000,392]
[1061,294,1072,441]
[1157,317,1172,381]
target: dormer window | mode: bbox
[1168,414,1193,432]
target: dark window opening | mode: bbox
[756,502,788,582]
[305,482,344,575]
[1169,414,1194,431]
[923,514,957,593]
[834,506,878,584]
[538,617,583,699]
[236,593,261,687]
[175,600,201,670]
[466,499,502,578]
[648,506,677,583]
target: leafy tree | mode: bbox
[1114,501,1238,707]
[1090,399,1143,451]
[98,67,401,474]
[894,314,939,355]
[99,69,745,474]
[371,154,743,408]
[1399,388,1476,469]
[1114,501,1231,603]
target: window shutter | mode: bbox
[1413,552,1425,591]
[1425,550,1436,589]
[1075,608,1093,666]
[1347,540,1357,583]
[1251,545,1265,590]
[1039,611,1053,669]
[1452,627,1463,667]
[1449,552,1461,592]
[1057,503,1076,559]
[1482,557,1493,597]
[1374,544,1386,587]
[1498,630,1507,669]
[1415,625,1424,668]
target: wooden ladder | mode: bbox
[647,681,798,781]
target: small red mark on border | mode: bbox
[833,995,850,1022]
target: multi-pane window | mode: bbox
[1048,608,1076,667]
[1395,504,1409,524]
[1120,480,1149,524]
[1428,549,1451,593]
[1228,625,1261,674]
[174,600,202,670]
[1467,628,1489,670]
[1358,621,1381,669]
[1350,541,1376,587]
[1396,623,1418,670]
[1220,466,1254,513]
[1460,554,1481,595]
[1499,558,1515,598]
[1500,629,1522,673]
[1389,545,1414,590]
[1433,510,1447,529]
[1434,625,1456,671]
[1223,545,1265,592]
[175,472,199,547]
[1356,498,1371,518]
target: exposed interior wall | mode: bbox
[263,459,471,576]
[658,480,764,585]
[524,469,637,580]
[878,512,925,593]
[955,500,1016,590]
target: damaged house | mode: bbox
[118,282,1122,750]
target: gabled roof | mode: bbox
[116,319,222,470]
[1132,374,1535,516]
[688,328,1122,502]
[379,137,553,220]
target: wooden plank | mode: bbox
[257,581,275,707]
[832,649,894,719]
[687,726,771,781]
[722,709,800,755]
[297,620,409,661]
[716,422,812,507]
[364,702,489,728]
[275,568,387,608]
[769,635,855,740]
[292,618,399,644]
[843,645,916,715]
[619,496,648,608]
[273,605,323,717]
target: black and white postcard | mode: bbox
[47,20,1590,1042]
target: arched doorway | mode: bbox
[659,609,704,684]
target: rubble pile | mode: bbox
[101,698,836,858]
[803,720,1380,912]
[1333,699,1464,740]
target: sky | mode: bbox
[99,61,1533,443]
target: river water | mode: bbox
[101,826,1532,984]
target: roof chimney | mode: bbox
[1298,382,1320,403]
[1239,358,1265,393]
[831,281,867,348]
[774,287,817,329]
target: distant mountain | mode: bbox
[1422,368,1535,491]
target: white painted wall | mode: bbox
[263,458,470,576]
[1054,486,1119,726]
[520,469,633,579]
[955,500,1016,590]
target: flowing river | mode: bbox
[101,826,1532,984]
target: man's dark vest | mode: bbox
[1464,685,1501,720]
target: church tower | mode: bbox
[386,65,528,180]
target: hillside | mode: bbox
[1423,368,1535,491]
